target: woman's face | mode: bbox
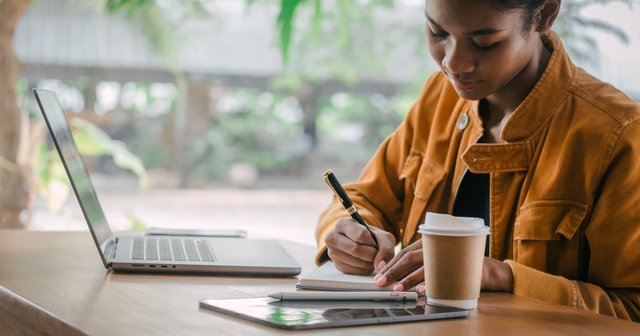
[426,0,543,101]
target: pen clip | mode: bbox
[323,169,343,203]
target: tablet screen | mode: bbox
[199,298,469,330]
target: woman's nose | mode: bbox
[442,42,475,74]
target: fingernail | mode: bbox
[416,284,425,294]
[376,275,387,286]
[377,260,386,270]
[393,283,404,292]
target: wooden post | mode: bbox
[0,0,32,229]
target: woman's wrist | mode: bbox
[483,257,514,292]
[497,260,514,293]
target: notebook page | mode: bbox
[297,261,392,291]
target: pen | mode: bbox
[322,169,378,247]
[268,291,418,301]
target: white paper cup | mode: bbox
[419,212,489,310]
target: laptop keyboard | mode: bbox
[131,237,216,262]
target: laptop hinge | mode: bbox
[105,237,118,265]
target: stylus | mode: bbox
[268,291,418,301]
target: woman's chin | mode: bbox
[454,88,486,101]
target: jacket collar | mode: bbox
[465,31,576,143]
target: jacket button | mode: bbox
[457,113,469,130]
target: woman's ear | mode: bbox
[536,0,561,33]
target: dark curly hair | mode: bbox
[488,0,546,33]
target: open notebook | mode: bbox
[297,261,393,291]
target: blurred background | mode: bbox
[1,0,639,246]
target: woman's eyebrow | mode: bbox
[426,15,504,36]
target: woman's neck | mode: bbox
[481,37,552,143]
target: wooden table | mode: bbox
[0,230,637,335]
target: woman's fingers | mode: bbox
[326,226,378,260]
[391,267,425,292]
[325,218,398,275]
[336,218,377,247]
[375,242,424,288]
[376,239,422,277]
[327,247,376,274]
[371,227,396,271]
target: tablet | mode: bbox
[199,297,469,330]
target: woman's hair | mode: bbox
[489,0,546,32]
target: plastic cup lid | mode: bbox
[418,212,489,236]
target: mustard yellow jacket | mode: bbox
[316,32,640,321]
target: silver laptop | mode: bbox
[33,88,301,276]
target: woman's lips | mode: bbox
[451,77,480,91]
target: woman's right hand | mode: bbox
[324,218,396,275]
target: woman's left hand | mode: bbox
[373,239,424,292]
[481,256,514,292]
[374,240,513,293]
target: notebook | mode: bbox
[33,88,301,277]
[297,261,392,291]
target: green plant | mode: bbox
[555,0,634,64]
[188,89,305,181]
[72,118,149,188]
[34,118,148,212]
[277,0,634,67]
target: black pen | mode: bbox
[323,169,378,248]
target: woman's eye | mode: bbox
[426,25,448,38]
[429,30,448,38]
[474,42,499,50]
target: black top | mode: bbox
[452,171,490,256]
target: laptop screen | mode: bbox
[34,89,113,267]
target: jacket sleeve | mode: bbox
[504,261,640,321]
[506,120,640,321]
[314,132,406,265]
[314,75,444,265]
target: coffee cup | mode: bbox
[418,212,489,309]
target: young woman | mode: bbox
[316,0,640,321]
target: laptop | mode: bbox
[33,88,301,276]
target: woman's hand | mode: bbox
[374,239,424,291]
[374,240,513,293]
[481,257,513,292]
[324,218,396,275]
